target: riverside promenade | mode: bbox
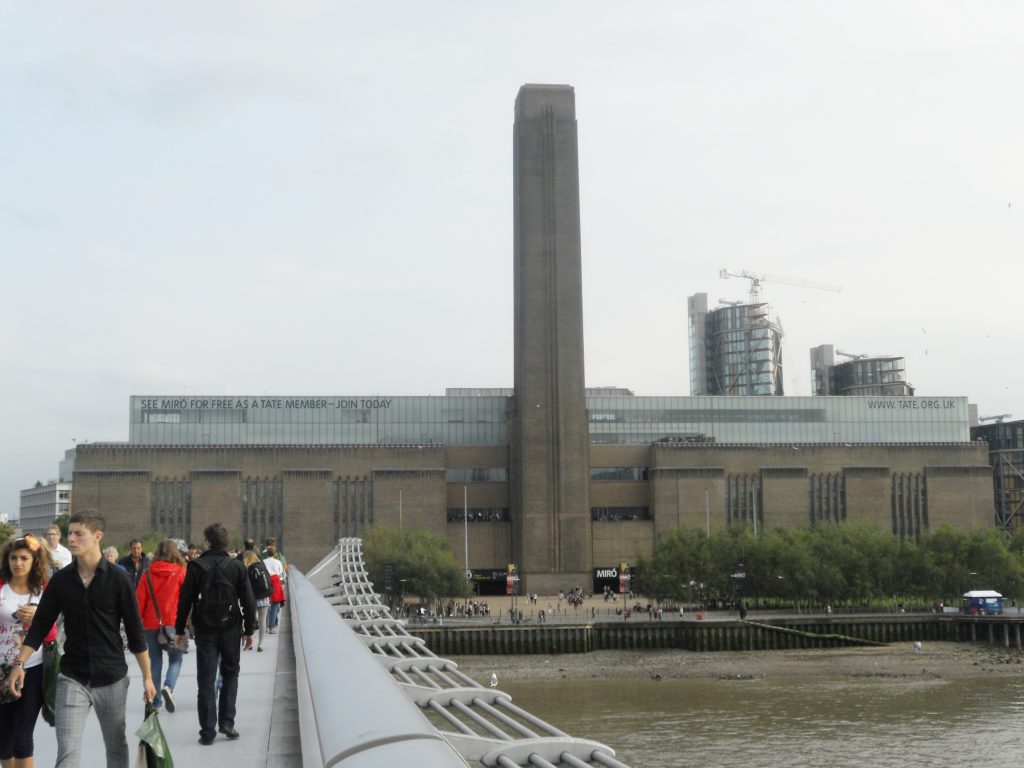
[31,610,300,767]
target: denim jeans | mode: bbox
[194,629,242,741]
[144,629,183,707]
[268,601,281,630]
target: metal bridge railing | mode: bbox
[289,566,471,766]
[301,539,631,768]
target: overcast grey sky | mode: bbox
[2,2,1022,518]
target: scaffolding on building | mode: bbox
[971,419,1024,536]
[705,302,784,396]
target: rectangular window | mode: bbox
[242,477,283,547]
[591,506,650,521]
[445,468,509,483]
[447,508,510,523]
[589,467,648,482]
[143,410,182,424]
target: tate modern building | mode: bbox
[71,86,993,592]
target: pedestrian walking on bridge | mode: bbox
[9,510,156,768]
[175,523,255,746]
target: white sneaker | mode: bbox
[162,685,175,713]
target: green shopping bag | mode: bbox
[135,705,174,768]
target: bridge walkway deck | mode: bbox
[32,609,301,768]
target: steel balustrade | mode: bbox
[298,538,631,768]
[289,566,470,766]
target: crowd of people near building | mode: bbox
[0,514,287,765]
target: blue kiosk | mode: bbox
[961,590,1004,616]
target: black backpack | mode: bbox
[196,557,237,629]
[247,560,273,600]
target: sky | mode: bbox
[2,2,1023,518]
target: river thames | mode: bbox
[499,672,1024,766]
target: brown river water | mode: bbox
[499,674,1024,767]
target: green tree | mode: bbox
[54,513,70,537]
[0,521,15,545]
[362,526,465,606]
[964,527,1023,600]
[635,527,710,602]
[921,525,971,601]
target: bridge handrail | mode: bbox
[312,538,630,768]
[289,567,469,767]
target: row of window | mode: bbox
[144,471,944,539]
[242,478,284,547]
[132,422,508,446]
[151,480,192,541]
[591,506,650,521]
[446,508,511,523]
[588,408,825,424]
[589,467,648,481]
[136,397,508,425]
[445,468,509,483]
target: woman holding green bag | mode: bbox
[0,534,56,768]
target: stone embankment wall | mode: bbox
[408,616,1024,655]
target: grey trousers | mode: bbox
[257,604,269,648]
[55,673,130,768]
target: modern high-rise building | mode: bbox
[19,481,72,535]
[688,293,784,396]
[810,345,914,396]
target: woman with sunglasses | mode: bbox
[0,534,54,768]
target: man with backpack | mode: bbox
[174,523,256,745]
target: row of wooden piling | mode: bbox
[406,615,1024,655]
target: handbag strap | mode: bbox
[144,569,165,626]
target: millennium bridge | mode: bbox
[38,538,630,767]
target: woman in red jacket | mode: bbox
[135,539,186,712]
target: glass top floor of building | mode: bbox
[129,394,971,447]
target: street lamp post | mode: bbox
[464,483,470,610]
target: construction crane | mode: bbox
[719,268,842,304]
[979,414,1013,424]
[836,350,868,360]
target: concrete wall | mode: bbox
[281,469,335,575]
[373,469,446,532]
[191,470,243,545]
[72,470,151,551]
[72,439,996,574]
[446,523,512,571]
[592,520,654,567]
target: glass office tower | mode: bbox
[689,293,784,396]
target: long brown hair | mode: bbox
[153,539,185,566]
[0,535,51,593]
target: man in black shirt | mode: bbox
[8,509,156,767]
[175,522,256,745]
[117,537,149,587]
